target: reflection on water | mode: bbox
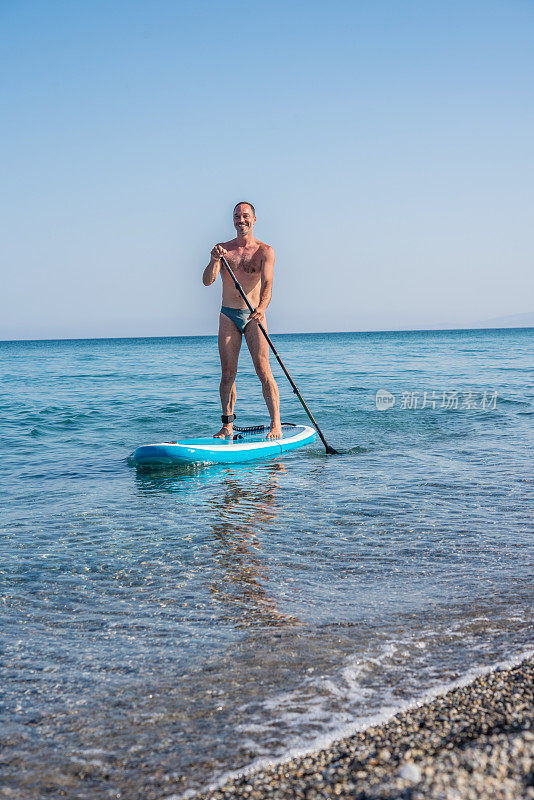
[207,464,300,628]
[133,459,228,494]
[134,460,300,628]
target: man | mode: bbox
[202,202,282,439]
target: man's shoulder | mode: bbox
[256,240,274,257]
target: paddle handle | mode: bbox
[220,256,337,454]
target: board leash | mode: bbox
[233,421,297,433]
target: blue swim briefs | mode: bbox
[220,306,251,333]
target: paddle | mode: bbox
[220,255,339,455]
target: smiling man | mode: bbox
[202,202,282,439]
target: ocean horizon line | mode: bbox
[1,324,533,346]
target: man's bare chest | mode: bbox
[225,248,262,275]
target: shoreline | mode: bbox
[190,653,534,800]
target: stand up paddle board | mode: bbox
[131,424,316,467]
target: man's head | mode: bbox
[233,202,256,235]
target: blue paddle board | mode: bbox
[131,425,316,466]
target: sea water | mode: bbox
[1,329,532,798]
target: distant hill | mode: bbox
[478,311,534,328]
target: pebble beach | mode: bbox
[193,654,534,800]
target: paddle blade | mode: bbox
[325,444,340,455]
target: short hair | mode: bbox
[233,201,255,217]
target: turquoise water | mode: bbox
[1,329,533,798]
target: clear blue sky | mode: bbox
[2,0,533,339]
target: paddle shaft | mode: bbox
[220,255,337,454]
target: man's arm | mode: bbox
[249,246,275,324]
[202,244,226,286]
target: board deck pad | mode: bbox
[131,425,316,467]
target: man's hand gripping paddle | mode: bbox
[220,255,339,455]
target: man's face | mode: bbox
[233,204,256,234]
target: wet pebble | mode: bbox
[398,761,421,782]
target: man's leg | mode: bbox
[214,313,242,438]
[244,319,282,438]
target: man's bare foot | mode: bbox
[214,424,233,439]
[266,424,282,439]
